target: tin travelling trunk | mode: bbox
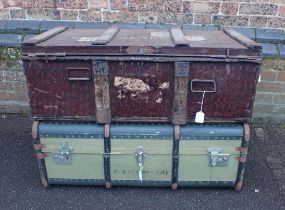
[32,121,250,190]
[22,27,262,124]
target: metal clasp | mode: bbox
[135,146,146,182]
[208,147,230,167]
[52,142,73,165]
[135,146,145,168]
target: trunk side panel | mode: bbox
[109,61,173,118]
[25,60,95,117]
[188,62,258,120]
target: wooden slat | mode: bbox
[223,29,261,49]
[22,26,68,46]
[172,62,189,125]
[92,26,120,45]
[170,28,189,46]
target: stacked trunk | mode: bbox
[22,26,262,190]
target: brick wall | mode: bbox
[0,47,284,121]
[0,0,285,28]
[255,59,285,122]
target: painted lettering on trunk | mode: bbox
[113,168,169,176]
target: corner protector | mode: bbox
[32,121,39,139]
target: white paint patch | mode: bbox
[185,36,206,42]
[155,97,163,103]
[159,82,169,89]
[150,32,171,39]
[114,76,150,93]
[77,37,98,42]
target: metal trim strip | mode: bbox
[48,178,105,185]
[178,181,236,187]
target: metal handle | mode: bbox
[67,68,91,81]
[190,79,216,93]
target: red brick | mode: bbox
[10,9,26,19]
[261,71,277,81]
[2,0,22,8]
[27,9,61,20]
[89,0,109,10]
[129,0,163,11]
[0,104,29,114]
[257,81,285,93]
[212,15,249,27]
[0,81,15,91]
[255,93,273,104]
[61,9,79,20]
[79,9,102,21]
[278,6,285,17]
[239,3,278,15]
[162,0,182,12]
[273,94,285,105]
[184,1,220,14]
[254,104,285,115]
[276,71,285,82]
[193,14,211,25]
[110,0,127,10]
[0,92,28,101]
[22,0,56,9]
[57,0,88,9]
[129,0,181,12]
[221,3,238,15]
[268,17,285,28]
[271,0,285,3]
[0,9,9,19]
[14,82,28,94]
[138,11,157,23]
[249,16,267,27]
[157,12,192,24]
[103,11,138,22]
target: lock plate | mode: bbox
[208,147,230,167]
[52,142,73,165]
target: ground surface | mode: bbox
[0,115,285,209]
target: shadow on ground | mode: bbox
[0,115,284,209]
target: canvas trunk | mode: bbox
[32,121,250,190]
[22,27,262,124]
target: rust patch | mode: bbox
[235,156,247,163]
[36,153,48,159]
[41,178,49,188]
[105,182,111,189]
[126,46,156,55]
[235,181,243,191]
[34,144,46,150]
[174,125,180,140]
[32,121,39,139]
[171,183,178,190]
[33,87,49,94]
[235,147,248,153]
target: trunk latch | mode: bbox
[208,148,230,167]
[52,142,73,165]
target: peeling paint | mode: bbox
[159,82,169,89]
[43,105,58,109]
[114,76,151,93]
[155,97,163,103]
[55,95,62,99]
[33,88,49,94]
